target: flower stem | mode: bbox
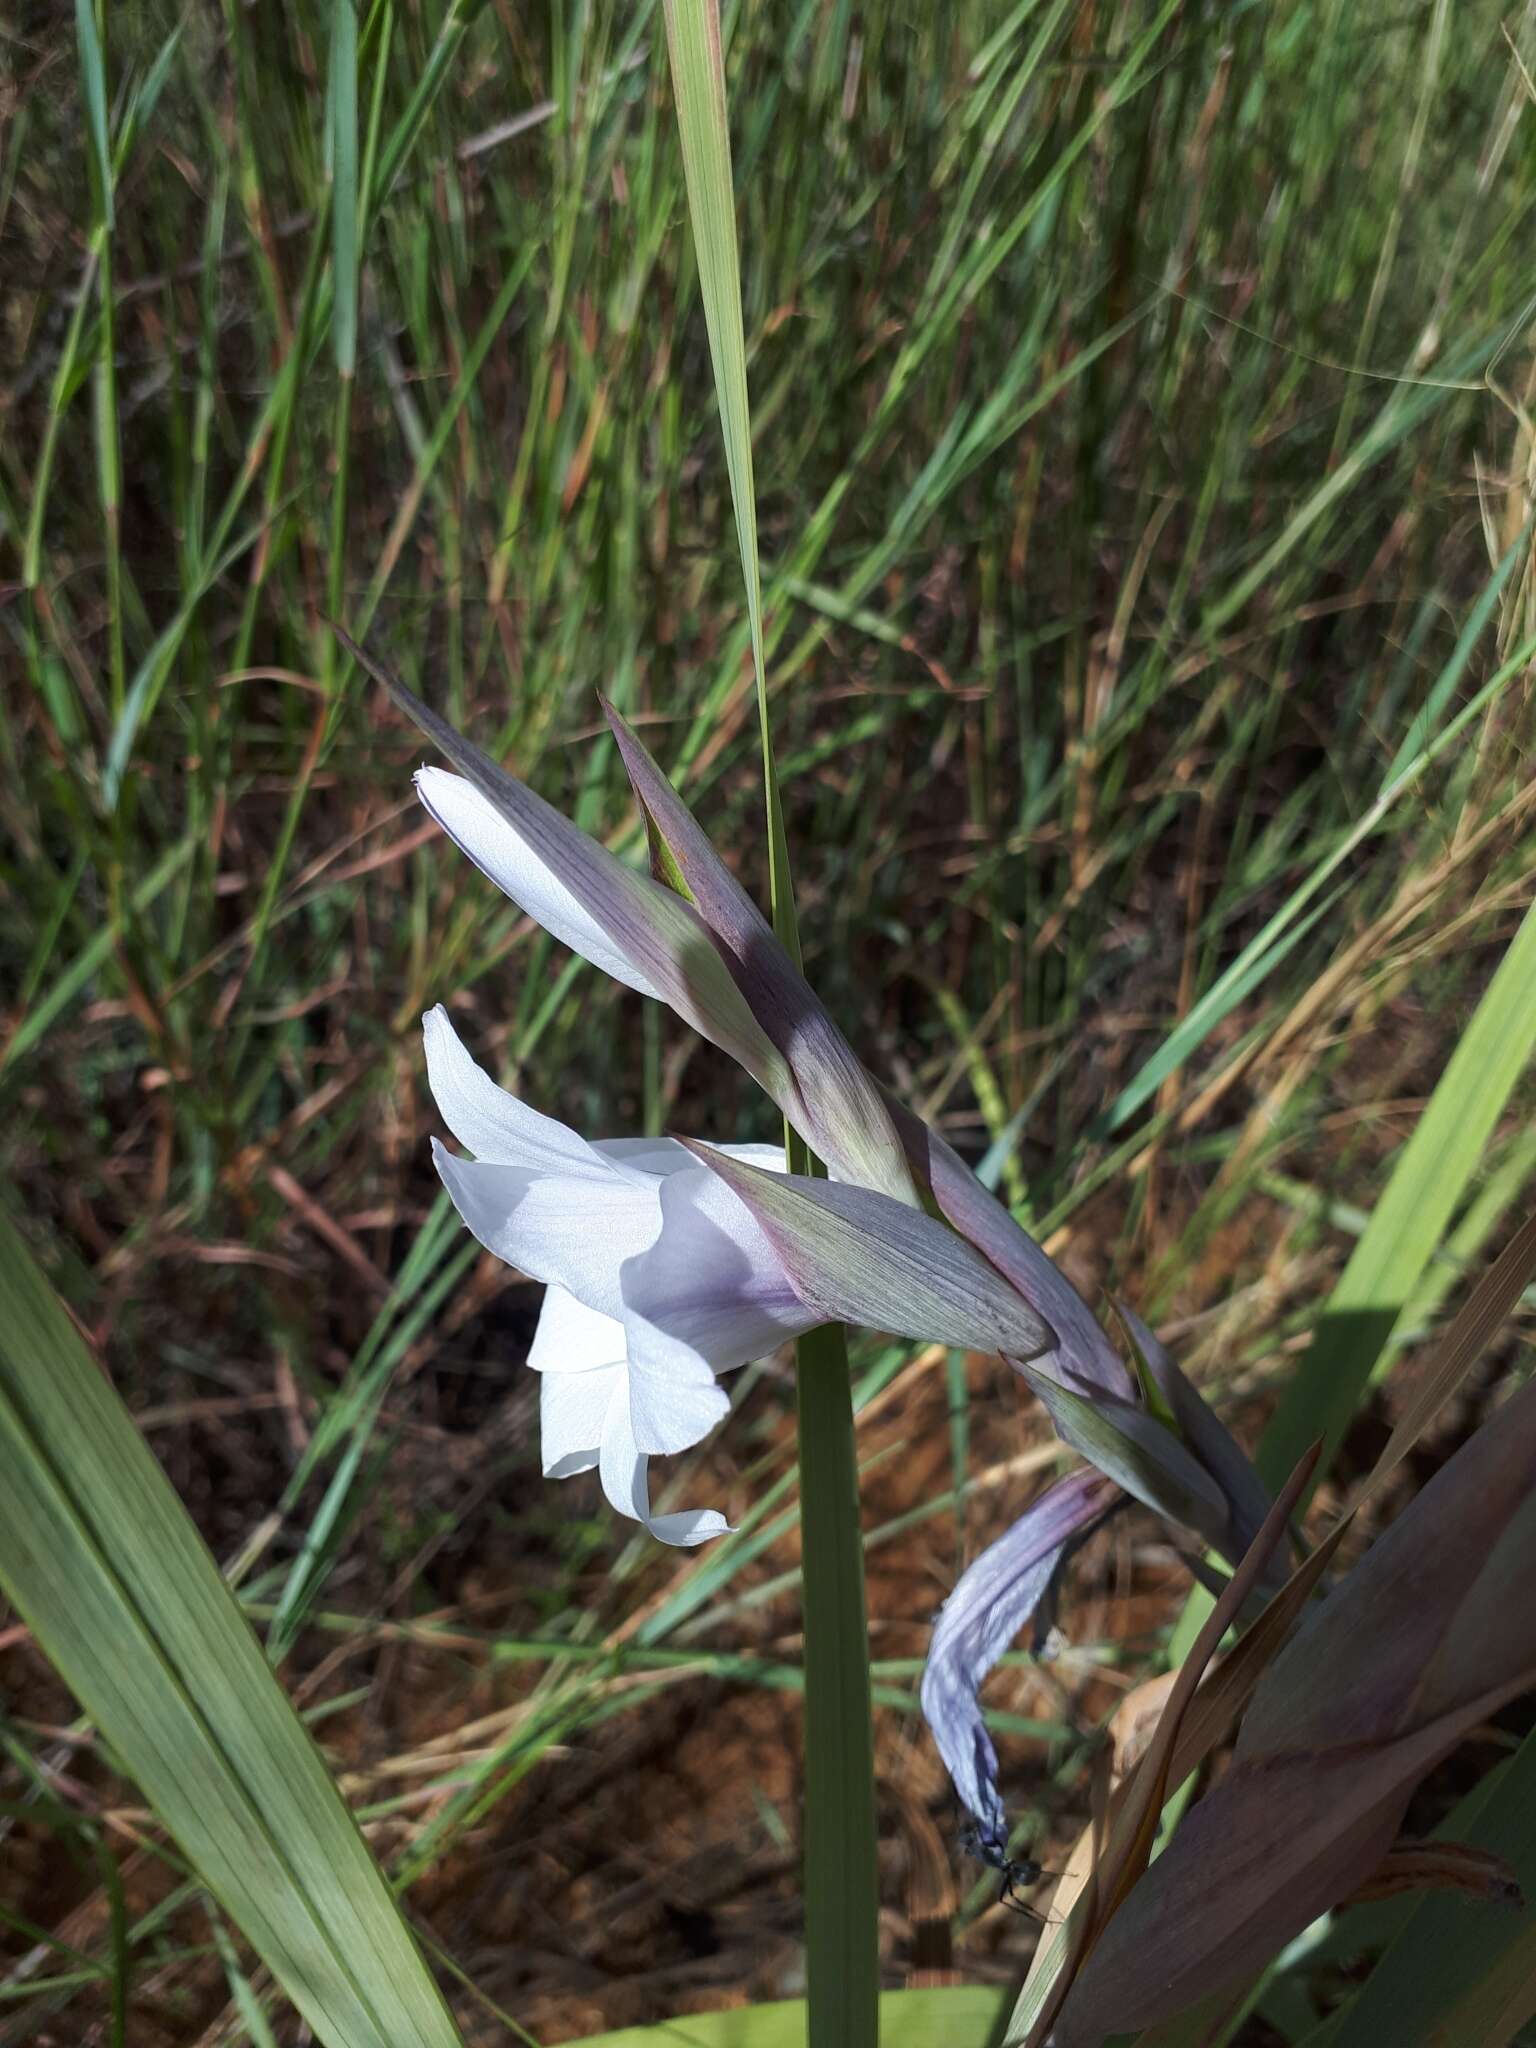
[795,1318,879,2048]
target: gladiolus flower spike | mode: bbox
[341,624,1276,1845]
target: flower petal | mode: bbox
[594,1136,785,1180]
[598,1377,731,1547]
[920,1468,1122,1841]
[539,1358,621,1477]
[532,1285,727,1494]
[417,768,660,1000]
[334,636,793,1099]
[423,1006,626,1177]
[628,1346,732,1458]
[527,1285,627,1374]
[536,1261,737,1474]
[677,1142,1056,1362]
[620,1166,814,1446]
[431,1136,661,1321]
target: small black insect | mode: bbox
[960,1820,1054,1919]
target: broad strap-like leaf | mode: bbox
[1244,1372,1536,1752]
[0,1213,465,2048]
[1051,1682,1536,2046]
[1321,1720,1536,2048]
[1046,1387,1536,2041]
[1013,1447,1319,2048]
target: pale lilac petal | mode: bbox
[431,1136,661,1321]
[595,1136,705,1178]
[540,1361,620,1477]
[593,1137,784,1180]
[627,1348,732,1457]
[526,1286,626,1374]
[417,767,661,999]
[598,1378,731,1547]
[408,743,790,1104]
[920,1468,1122,1841]
[423,1005,627,1177]
[716,1142,792,1171]
[620,1167,816,1417]
[533,1286,725,1495]
[339,640,798,1154]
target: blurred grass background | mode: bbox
[3,0,1535,2041]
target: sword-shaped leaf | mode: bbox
[1050,1375,1536,2041]
[0,1213,465,2048]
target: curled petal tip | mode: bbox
[920,1468,1122,1831]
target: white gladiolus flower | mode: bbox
[423,1004,811,1544]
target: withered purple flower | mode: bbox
[920,1467,1122,1850]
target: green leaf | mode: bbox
[74,0,113,226]
[659,9,882,2041]
[795,1321,880,2048]
[0,1212,465,2048]
[1260,891,1536,1492]
[659,0,764,709]
[567,1986,1007,2046]
[329,0,359,379]
[660,0,797,961]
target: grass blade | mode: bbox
[1260,891,1536,1490]
[661,0,796,954]
[73,0,112,226]
[328,0,359,382]
[0,1213,466,2048]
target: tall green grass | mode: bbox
[3,1,1534,2040]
